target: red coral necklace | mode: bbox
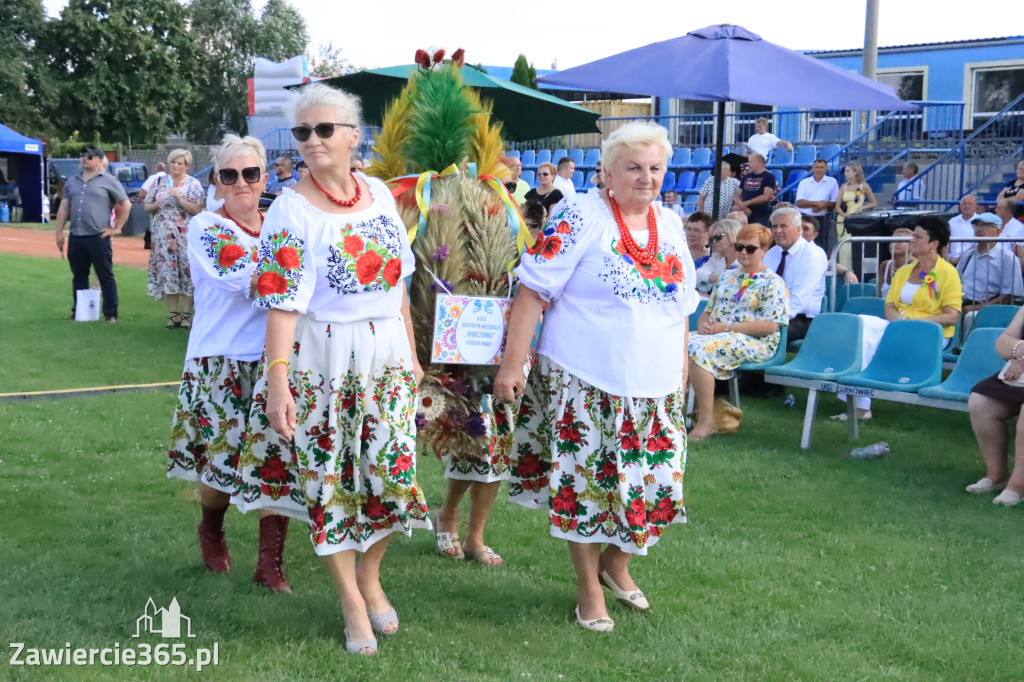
[311,172,361,208]
[610,196,659,266]
[221,207,264,238]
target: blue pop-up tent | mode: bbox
[0,122,45,223]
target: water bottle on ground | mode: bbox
[784,394,796,408]
[847,442,890,459]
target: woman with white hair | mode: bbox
[695,218,742,296]
[145,148,205,328]
[494,122,699,632]
[167,135,294,593]
[236,84,430,655]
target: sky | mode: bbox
[42,0,1014,73]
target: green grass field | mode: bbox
[0,253,1021,681]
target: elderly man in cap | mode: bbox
[957,211,1024,337]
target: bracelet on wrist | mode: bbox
[1012,339,1024,359]
[267,358,289,372]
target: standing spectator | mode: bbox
[734,152,776,227]
[795,159,839,217]
[137,162,166,202]
[947,194,979,264]
[764,207,827,341]
[698,161,741,220]
[957,212,1024,336]
[745,117,792,159]
[999,160,1024,204]
[144,148,205,328]
[53,145,131,322]
[503,155,529,204]
[553,155,577,199]
[267,156,297,195]
[891,162,924,207]
[834,162,877,270]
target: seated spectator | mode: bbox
[349,153,364,173]
[801,215,857,283]
[835,162,877,270]
[662,189,685,219]
[553,156,577,199]
[765,207,828,341]
[524,162,564,211]
[696,218,741,296]
[795,158,839,218]
[267,156,297,195]
[957,212,1024,337]
[966,305,1024,506]
[503,155,529,204]
[685,211,712,268]
[734,152,776,227]
[588,160,605,193]
[890,161,924,208]
[837,216,962,420]
[745,117,792,159]
[995,197,1024,259]
[1000,160,1024,204]
[698,161,741,220]
[687,224,790,441]
[876,227,915,298]
[947,194,978,264]
[295,160,309,180]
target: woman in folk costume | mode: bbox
[167,135,292,593]
[367,48,532,566]
[234,83,430,656]
[495,122,699,632]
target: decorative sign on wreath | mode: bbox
[431,295,512,365]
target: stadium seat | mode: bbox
[919,328,1003,403]
[819,144,841,172]
[833,282,878,313]
[693,170,712,192]
[572,170,585,190]
[520,170,535,187]
[536,150,551,166]
[585,170,598,187]
[661,172,677,195]
[689,299,708,332]
[674,171,696,193]
[507,149,521,159]
[569,149,585,166]
[520,150,536,168]
[768,148,794,167]
[841,296,886,319]
[670,147,692,169]
[840,320,943,393]
[584,148,601,167]
[728,326,789,407]
[972,304,1019,331]
[765,313,864,383]
[690,148,712,168]
[683,196,698,212]
[551,149,568,165]
[793,145,817,167]
[785,168,810,187]
[769,169,783,186]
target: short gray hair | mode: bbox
[290,83,362,128]
[214,135,267,173]
[601,121,672,173]
[167,148,192,167]
[770,206,802,227]
[711,218,742,241]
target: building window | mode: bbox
[877,71,925,101]
[973,66,1024,123]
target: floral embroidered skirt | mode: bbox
[440,395,518,483]
[234,316,432,555]
[167,356,259,494]
[688,331,778,380]
[508,356,687,555]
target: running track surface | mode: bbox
[0,227,150,269]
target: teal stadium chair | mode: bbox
[919,328,1004,403]
[689,299,708,332]
[972,304,1019,331]
[839,319,943,393]
[833,282,878,313]
[841,296,886,319]
[727,325,789,408]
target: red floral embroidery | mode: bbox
[382,258,402,287]
[556,221,571,234]
[540,235,563,260]
[260,454,288,483]
[257,272,288,297]
[343,235,364,256]
[660,254,684,284]
[317,434,333,451]
[218,243,245,267]
[274,246,300,270]
[356,251,383,284]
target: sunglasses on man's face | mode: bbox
[218,166,262,185]
[290,122,356,142]
[734,243,760,254]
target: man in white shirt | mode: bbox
[553,156,577,199]
[764,206,828,341]
[661,189,686,219]
[958,212,1024,336]
[137,162,166,202]
[995,197,1024,259]
[946,194,978,264]
[746,117,793,160]
[795,159,839,217]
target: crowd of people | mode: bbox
[48,82,1024,656]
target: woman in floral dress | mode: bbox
[687,224,790,440]
[494,122,700,633]
[145,148,205,328]
[167,135,293,592]
[234,84,430,656]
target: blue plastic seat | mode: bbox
[661,172,677,195]
[781,169,810,200]
[833,282,878,313]
[551,149,569,165]
[728,326,790,407]
[584,170,598,187]
[674,170,696,192]
[768,148,794,167]
[972,304,1019,331]
[840,320,943,392]
[688,299,708,332]
[520,170,535,187]
[693,170,712,194]
[683,196,698,212]
[572,170,585,190]
[769,169,784,186]
[506,149,521,159]
[520,150,536,168]
[765,313,864,382]
[690,148,712,168]
[942,315,963,364]
[535,150,551,166]
[569,149,584,166]
[670,147,692,169]
[819,144,841,172]
[793,145,817,167]
[584,148,601,167]
[919,328,1004,403]
[841,296,886,319]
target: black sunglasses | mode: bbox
[734,243,760,254]
[709,234,725,242]
[538,172,551,177]
[290,122,356,142]
[218,166,262,185]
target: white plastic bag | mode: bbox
[75,289,100,322]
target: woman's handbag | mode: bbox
[712,398,743,433]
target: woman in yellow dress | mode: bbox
[833,161,876,271]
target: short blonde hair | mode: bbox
[711,218,742,242]
[845,161,866,184]
[601,121,672,173]
[537,162,556,177]
[290,83,361,128]
[167,148,192,167]
[213,135,267,173]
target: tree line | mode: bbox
[0,0,351,146]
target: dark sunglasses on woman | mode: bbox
[218,166,262,185]
[290,122,356,142]
[709,233,724,243]
[734,243,760,254]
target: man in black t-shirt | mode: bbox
[734,152,776,226]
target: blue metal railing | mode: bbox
[894,93,1024,209]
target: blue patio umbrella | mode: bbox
[537,24,919,215]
